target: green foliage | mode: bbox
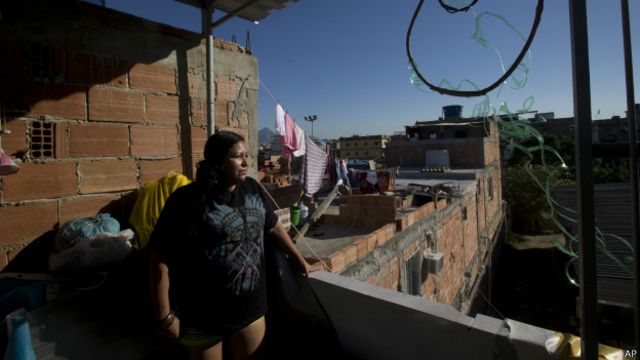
[507,133,631,183]
[593,158,630,183]
[503,165,572,233]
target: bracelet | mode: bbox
[158,310,175,329]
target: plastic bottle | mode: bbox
[299,202,309,221]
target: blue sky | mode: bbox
[100,0,639,139]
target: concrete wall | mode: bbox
[0,0,258,270]
[309,271,561,360]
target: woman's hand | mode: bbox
[159,315,180,340]
[297,257,325,276]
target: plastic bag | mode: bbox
[54,213,120,253]
[48,230,134,272]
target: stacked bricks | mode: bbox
[334,195,400,229]
[0,5,256,271]
[395,200,438,232]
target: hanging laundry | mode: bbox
[301,135,328,196]
[339,159,351,188]
[326,151,336,187]
[366,171,378,185]
[275,103,286,136]
[281,113,299,159]
[292,123,306,157]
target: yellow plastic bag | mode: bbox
[129,171,191,249]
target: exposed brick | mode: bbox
[339,205,352,217]
[2,119,28,156]
[215,76,237,102]
[367,233,378,252]
[190,127,209,154]
[66,52,128,88]
[188,72,204,99]
[68,123,129,157]
[95,57,128,88]
[214,101,230,127]
[66,51,94,85]
[147,95,180,124]
[2,162,78,201]
[0,253,7,271]
[55,122,70,158]
[354,238,368,259]
[129,63,176,94]
[79,159,137,194]
[59,195,122,225]
[325,251,346,273]
[190,98,205,126]
[191,155,204,179]
[376,195,398,208]
[25,83,86,120]
[130,126,179,156]
[346,196,361,206]
[376,223,395,246]
[139,157,184,184]
[213,39,243,52]
[0,202,57,246]
[360,195,377,206]
[342,244,357,266]
[88,87,144,123]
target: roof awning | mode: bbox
[176,0,298,26]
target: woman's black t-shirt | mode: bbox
[150,177,278,334]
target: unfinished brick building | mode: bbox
[300,118,503,313]
[0,0,258,269]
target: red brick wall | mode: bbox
[0,2,257,270]
[343,167,502,311]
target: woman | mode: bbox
[150,132,314,360]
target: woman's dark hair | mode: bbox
[195,131,245,209]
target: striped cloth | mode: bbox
[301,135,328,196]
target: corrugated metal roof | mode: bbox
[552,183,635,307]
[552,183,634,279]
[176,0,298,22]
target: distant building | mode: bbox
[335,134,390,161]
[530,104,640,143]
[387,117,499,169]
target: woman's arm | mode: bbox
[268,221,315,276]
[150,251,180,338]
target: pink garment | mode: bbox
[281,113,299,159]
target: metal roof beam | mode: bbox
[212,0,262,29]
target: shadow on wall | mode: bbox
[0,0,203,176]
[3,194,136,273]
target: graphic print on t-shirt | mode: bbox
[205,194,266,295]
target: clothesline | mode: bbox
[259,79,301,123]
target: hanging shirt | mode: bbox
[292,123,306,157]
[275,103,286,136]
[150,177,278,334]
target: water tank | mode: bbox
[442,105,463,120]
